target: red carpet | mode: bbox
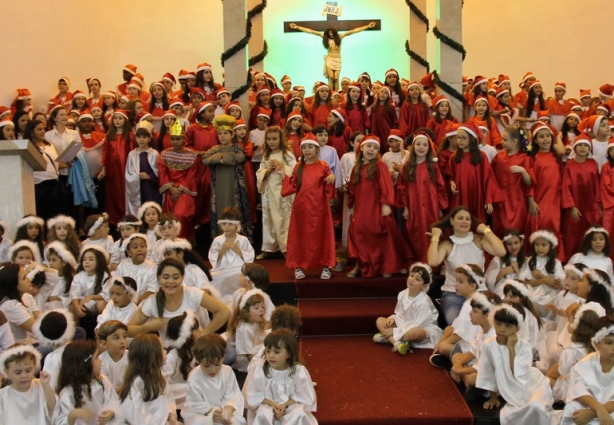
[301,336,473,425]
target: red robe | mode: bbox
[447,151,504,223]
[327,126,352,159]
[286,133,301,159]
[525,152,564,257]
[468,116,502,148]
[271,109,284,126]
[102,133,134,224]
[347,161,410,276]
[561,158,601,260]
[601,162,614,263]
[491,151,534,236]
[397,161,448,263]
[437,149,455,208]
[345,106,370,135]
[237,139,257,223]
[398,101,431,138]
[186,123,218,224]
[370,104,398,153]
[311,104,332,127]
[281,161,336,270]
[426,117,458,147]
[158,148,201,240]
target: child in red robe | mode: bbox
[310,83,333,127]
[370,86,398,153]
[343,82,369,135]
[427,95,458,147]
[398,81,431,139]
[601,142,614,263]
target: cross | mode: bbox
[284,2,381,33]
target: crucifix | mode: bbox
[285,2,381,91]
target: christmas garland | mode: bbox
[249,40,268,67]
[404,40,430,72]
[432,26,466,60]
[433,70,465,104]
[406,0,429,31]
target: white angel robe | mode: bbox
[181,365,246,425]
[0,379,58,424]
[468,326,496,367]
[208,234,255,303]
[34,270,62,312]
[69,271,111,312]
[100,349,129,391]
[256,151,296,254]
[389,289,442,348]
[161,348,196,410]
[56,375,120,425]
[125,148,160,216]
[116,258,159,301]
[484,256,521,297]
[451,297,481,354]
[476,336,554,425]
[553,342,588,402]
[568,251,614,276]
[246,364,318,425]
[43,344,66,392]
[518,256,565,316]
[120,376,176,425]
[536,291,579,371]
[50,276,72,309]
[234,322,270,373]
[563,352,614,424]
[96,300,138,329]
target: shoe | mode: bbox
[333,262,345,272]
[372,333,388,344]
[382,273,392,278]
[429,353,452,368]
[256,252,271,260]
[395,341,411,355]
[347,268,360,279]
[320,268,331,280]
[464,386,486,401]
[294,268,306,280]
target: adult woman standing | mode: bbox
[427,206,505,325]
[127,258,230,341]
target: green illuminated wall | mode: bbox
[263,0,412,89]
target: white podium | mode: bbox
[0,139,46,235]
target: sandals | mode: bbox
[320,268,332,280]
[346,268,360,279]
[294,268,306,280]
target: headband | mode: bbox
[502,234,524,242]
[490,304,523,327]
[15,216,45,230]
[136,202,162,220]
[47,214,76,230]
[409,262,432,284]
[87,213,108,237]
[503,279,531,298]
[564,264,585,279]
[459,264,486,291]
[571,302,606,331]
[166,310,198,349]
[154,220,181,238]
[529,230,558,248]
[158,239,192,259]
[8,240,42,263]
[120,233,148,252]
[472,292,495,313]
[26,263,44,281]
[584,269,611,289]
[593,325,614,347]
[108,274,136,300]
[239,288,267,310]
[80,244,109,261]
[0,345,41,377]
[44,241,78,269]
[117,218,142,228]
[585,226,609,237]
[32,308,76,347]
[217,219,242,232]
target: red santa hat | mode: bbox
[287,110,303,122]
[387,129,404,144]
[580,89,592,99]
[163,110,177,119]
[197,102,214,115]
[110,109,129,121]
[472,75,488,88]
[316,82,330,92]
[169,98,184,108]
[596,104,611,115]
[162,72,176,85]
[177,70,190,81]
[419,73,434,89]
[189,87,207,99]
[406,81,420,92]
[528,80,542,91]
[234,118,247,129]
[103,90,116,99]
[588,115,606,135]
[385,68,399,78]
[566,112,581,122]
[572,133,593,151]
[519,71,536,88]
[536,110,550,122]
[432,95,448,109]
[58,76,71,87]
[445,122,460,138]
[554,82,567,91]
[15,88,32,100]
[0,119,14,128]
[300,133,319,147]
[599,84,614,98]
[497,74,511,85]
[280,75,292,84]
[224,100,242,115]
[531,121,553,138]
[216,87,231,98]
[127,79,142,90]
[0,106,10,120]
[132,73,145,85]
[473,95,489,107]
[360,134,381,149]
[462,76,469,86]
[123,64,137,75]
[413,131,438,161]
[72,90,86,99]
[257,107,272,119]
[270,88,284,98]
[77,110,93,121]
[257,86,270,96]
[197,62,212,72]
[149,81,165,92]
[458,122,483,144]
[331,108,346,123]
[495,87,510,98]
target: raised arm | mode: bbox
[289,23,323,37]
[339,22,376,39]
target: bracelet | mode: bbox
[431,237,440,242]
[482,228,492,235]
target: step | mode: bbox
[298,298,397,336]
[296,274,407,300]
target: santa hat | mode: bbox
[15,88,32,100]
[166,310,198,349]
[103,91,116,99]
[197,62,212,72]
[149,81,165,93]
[348,81,362,93]
[554,82,567,91]
[461,76,469,86]
[224,100,242,115]
[127,79,142,90]
[47,101,64,116]
[257,86,270,96]
[572,133,593,151]
[163,110,177,119]
[445,122,460,138]
[495,87,510,98]
[294,85,305,92]
[497,74,511,85]
[177,70,190,81]
[531,122,553,138]
[112,109,130,121]
[271,88,284,98]
[15,215,44,231]
[0,345,41,378]
[197,102,214,115]
[536,110,550,122]
[72,90,86,99]
[77,110,94,121]
[596,104,610,115]
[331,108,346,123]
[419,73,434,88]
[300,133,319,147]
[385,68,399,78]
[287,110,303,122]
[406,81,420,92]
[529,229,558,248]
[8,240,41,263]
[0,119,14,128]
[169,98,185,109]
[472,75,488,88]
[432,95,448,109]
[458,122,483,144]
[162,72,176,85]
[360,134,381,149]
[189,87,207,99]
[413,131,438,161]
[58,76,71,87]
[388,129,404,144]
[216,87,231,98]
[599,84,614,98]
[316,82,330,93]
[528,80,542,91]
[32,308,76,348]
[0,106,10,120]
[234,118,247,129]
[588,115,606,135]
[379,86,392,98]
[257,107,271,120]
[580,89,592,99]
[519,71,536,88]
[123,64,137,75]
[264,73,277,85]
[473,95,490,107]
[137,201,162,219]
[280,75,292,84]
[47,214,76,230]
[566,112,581,122]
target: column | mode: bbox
[223,0,249,111]
[409,0,428,80]
[436,0,463,120]
[247,0,265,73]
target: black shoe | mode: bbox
[464,386,486,401]
[429,353,452,368]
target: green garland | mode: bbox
[249,40,268,67]
[433,26,466,60]
[433,70,465,104]
[404,40,430,72]
[231,72,253,101]
[406,0,429,31]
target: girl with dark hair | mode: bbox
[369,86,398,153]
[568,227,613,275]
[399,81,430,138]
[521,80,547,131]
[0,263,36,343]
[485,229,526,296]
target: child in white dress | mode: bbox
[373,263,442,355]
[116,233,158,304]
[114,214,141,263]
[81,213,120,270]
[246,329,318,425]
[182,333,246,425]
[151,213,182,264]
[98,320,129,392]
[484,229,526,297]
[69,246,110,319]
[45,241,77,309]
[567,226,614,276]
[96,275,139,329]
[136,201,162,260]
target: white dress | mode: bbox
[100,350,129,391]
[567,251,614,276]
[246,364,318,425]
[181,365,245,425]
[161,348,195,410]
[234,322,270,373]
[0,297,34,343]
[442,233,485,293]
[43,344,66,392]
[208,234,255,303]
[476,336,554,425]
[96,300,138,328]
[256,151,296,254]
[50,276,72,308]
[553,342,587,402]
[125,148,160,215]
[69,271,111,311]
[518,256,565,314]
[0,379,58,424]
[145,229,159,260]
[35,270,62,312]
[484,256,521,297]
[389,289,442,348]
[468,326,496,367]
[82,236,120,266]
[56,375,120,425]
[563,352,614,424]
[451,298,481,353]
[119,376,175,425]
[116,258,159,300]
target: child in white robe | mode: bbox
[44,241,78,309]
[119,334,177,425]
[151,213,182,264]
[98,320,129,392]
[136,201,162,260]
[56,340,120,425]
[209,208,255,303]
[567,226,614,276]
[563,316,614,424]
[246,329,318,425]
[0,344,57,424]
[182,334,246,425]
[116,233,159,304]
[95,276,139,329]
[81,213,120,270]
[113,215,141,263]
[69,246,110,318]
[477,304,554,425]
[484,230,526,297]
[229,263,275,321]
[373,262,442,355]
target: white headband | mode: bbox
[47,214,76,230]
[0,345,41,377]
[87,213,108,237]
[26,263,44,281]
[32,308,76,347]
[117,218,142,228]
[503,279,532,298]
[136,202,162,220]
[409,262,432,284]
[584,269,611,289]
[154,220,181,237]
[15,216,45,230]
[121,233,148,252]
[217,219,242,232]
[529,230,558,248]
[158,238,192,259]
[472,292,495,313]
[239,288,267,310]
[585,226,609,237]
[564,264,585,279]
[490,304,523,327]
[8,240,42,263]
[459,264,486,291]
[108,274,136,300]
[592,324,614,346]
[166,310,197,349]
[571,302,606,331]
[502,234,524,242]
[80,244,109,261]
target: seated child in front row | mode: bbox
[98,320,130,392]
[96,275,138,329]
[81,213,120,271]
[116,233,159,304]
[373,263,442,355]
[0,344,57,423]
[229,263,275,320]
[182,334,246,425]
[476,304,555,425]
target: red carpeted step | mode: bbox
[295,273,406,299]
[300,336,473,425]
[298,298,397,336]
